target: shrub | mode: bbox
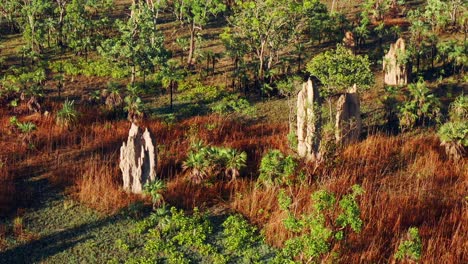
[221,214,272,262]
[56,99,78,128]
[17,122,36,134]
[258,150,297,187]
[180,82,224,103]
[222,215,259,252]
[448,94,468,121]
[183,141,247,183]
[394,227,423,261]
[144,180,166,209]
[398,79,441,131]
[127,207,225,264]
[276,185,364,263]
[16,121,37,148]
[211,94,256,119]
[437,95,468,161]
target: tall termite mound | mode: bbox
[119,123,157,194]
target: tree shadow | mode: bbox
[0,215,119,263]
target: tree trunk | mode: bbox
[258,42,265,82]
[170,81,173,111]
[187,24,196,67]
[131,65,136,85]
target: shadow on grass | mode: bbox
[0,215,119,264]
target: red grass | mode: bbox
[1,102,466,262]
[230,133,467,262]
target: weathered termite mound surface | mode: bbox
[119,123,157,194]
[335,84,362,145]
[297,79,321,161]
[383,38,408,86]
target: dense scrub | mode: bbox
[1,0,467,263]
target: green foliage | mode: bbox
[306,45,374,97]
[144,180,166,209]
[448,94,468,121]
[438,121,468,147]
[211,94,256,119]
[437,40,467,74]
[50,58,130,79]
[258,150,297,187]
[395,227,423,261]
[183,141,247,183]
[9,116,20,127]
[99,1,169,83]
[222,214,259,252]
[172,0,225,65]
[226,0,304,81]
[437,95,468,152]
[424,0,450,32]
[56,99,78,128]
[17,121,37,134]
[180,82,224,103]
[221,214,271,262]
[276,185,364,263]
[336,185,364,232]
[1,67,46,98]
[127,207,226,264]
[397,79,441,131]
[124,93,144,122]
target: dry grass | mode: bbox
[1,101,466,262]
[230,133,467,262]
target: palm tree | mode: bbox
[124,95,144,123]
[56,99,78,128]
[221,148,247,181]
[105,82,123,110]
[17,121,37,147]
[144,180,166,210]
[182,152,210,184]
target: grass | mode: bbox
[0,185,276,263]
[0,97,466,262]
[1,1,467,263]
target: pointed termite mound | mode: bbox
[335,84,362,145]
[296,79,321,161]
[383,38,409,86]
[119,123,157,194]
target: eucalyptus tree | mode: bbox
[54,0,69,48]
[225,0,300,83]
[16,0,52,54]
[407,9,430,72]
[160,59,186,111]
[99,1,168,85]
[172,0,226,67]
[64,0,114,55]
[307,45,374,121]
[0,0,21,31]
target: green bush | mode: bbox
[437,95,467,161]
[17,121,37,134]
[258,150,297,187]
[448,95,468,122]
[183,141,247,183]
[275,185,364,263]
[221,214,272,263]
[180,82,225,103]
[395,227,423,261]
[144,180,166,209]
[127,207,225,264]
[211,94,256,119]
[56,99,79,128]
[438,121,468,147]
[222,215,259,252]
[397,79,441,131]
